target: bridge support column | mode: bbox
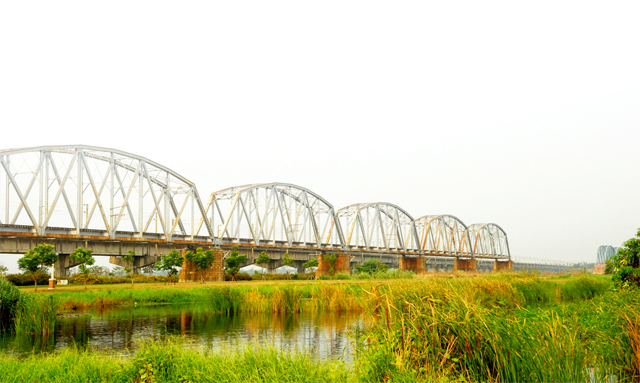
[267,260,280,274]
[53,254,83,278]
[493,260,513,272]
[295,260,306,274]
[316,254,351,278]
[179,249,225,282]
[453,258,477,272]
[399,256,426,274]
[109,254,161,274]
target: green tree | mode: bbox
[609,228,640,288]
[156,250,184,285]
[256,251,270,280]
[123,250,135,286]
[185,247,216,283]
[0,265,7,278]
[282,252,294,280]
[110,265,126,277]
[323,254,338,276]
[302,258,319,279]
[355,259,388,274]
[69,247,95,289]
[17,244,58,291]
[224,246,247,282]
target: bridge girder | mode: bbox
[466,223,511,258]
[415,214,473,256]
[0,145,212,242]
[334,202,420,253]
[596,245,618,264]
[199,183,345,249]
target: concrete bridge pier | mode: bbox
[294,260,307,274]
[399,256,426,274]
[109,254,161,274]
[453,258,477,272]
[316,253,351,278]
[53,254,83,278]
[493,260,514,272]
[267,259,281,274]
[178,249,224,282]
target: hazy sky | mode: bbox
[1,1,639,272]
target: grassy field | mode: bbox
[3,272,639,382]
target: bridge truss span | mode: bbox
[0,145,212,242]
[466,223,511,259]
[415,215,473,257]
[596,245,618,264]
[334,202,420,253]
[199,183,345,249]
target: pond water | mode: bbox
[0,304,363,360]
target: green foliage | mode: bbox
[87,265,109,276]
[0,265,8,277]
[609,228,640,288]
[17,244,58,291]
[185,247,216,283]
[0,277,57,335]
[123,250,136,286]
[224,246,247,282]
[256,251,270,280]
[156,250,184,284]
[302,258,318,270]
[0,277,21,331]
[5,272,49,287]
[355,259,388,274]
[282,252,294,280]
[323,254,338,276]
[69,247,95,289]
[302,258,319,279]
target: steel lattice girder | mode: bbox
[198,183,345,248]
[466,223,511,258]
[596,245,618,264]
[415,214,473,256]
[334,202,420,252]
[0,145,212,241]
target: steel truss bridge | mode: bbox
[0,145,518,275]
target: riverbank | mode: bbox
[3,273,638,382]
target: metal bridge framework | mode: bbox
[0,145,512,273]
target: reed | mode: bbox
[354,279,639,382]
[0,337,352,383]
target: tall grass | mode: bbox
[13,294,58,336]
[354,279,639,382]
[0,337,352,383]
[1,277,57,335]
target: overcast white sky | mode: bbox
[1,1,639,272]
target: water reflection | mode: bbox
[0,304,362,360]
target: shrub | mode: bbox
[0,277,21,330]
[6,272,49,287]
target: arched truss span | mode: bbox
[415,215,473,256]
[466,223,510,258]
[334,203,420,252]
[198,183,345,248]
[597,245,618,264]
[0,145,212,240]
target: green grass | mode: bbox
[354,277,638,382]
[4,273,638,382]
[0,337,352,383]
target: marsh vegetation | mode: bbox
[1,273,638,382]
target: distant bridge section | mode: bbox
[596,245,618,264]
